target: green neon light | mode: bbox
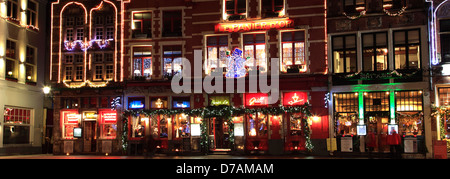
[389,91,395,120]
[358,92,364,120]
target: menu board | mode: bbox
[191,124,201,136]
[341,137,353,152]
[234,123,244,137]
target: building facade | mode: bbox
[429,0,450,156]
[327,0,433,158]
[49,0,330,155]
[0,0,48,155]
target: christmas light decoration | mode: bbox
[225,48,247,78]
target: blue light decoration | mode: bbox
[129,100,144,109]
[173,101,191,108]
[225,48,247,78]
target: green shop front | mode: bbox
[332,90,426,155]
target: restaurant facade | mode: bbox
[50,0,330,155]
[327,0,433,158]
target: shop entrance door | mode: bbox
[83,121,97,153]
[211,117,230,150]
[367,115,389,153]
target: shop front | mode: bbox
[244,93,269,153]
[282,92,309,153]
[206,95,233,152]
[332,90,425,155]
[60,108,118,155]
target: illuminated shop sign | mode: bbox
[245,93,269,107]
[210,96,230,106]
[100,111,117,123]
[173,100,191,109]
[66,113,81,123]
[283,92,308,106]
[150,98,168,109]
[215,18,294,33]
[128,98,145,109]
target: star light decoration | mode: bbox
[225,48,247,78]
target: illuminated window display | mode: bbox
[243,33,267,73]
[206,36,228,74]
[395,91,423,136]
[281,31,306,73]
[133,46,152,79]
[130,115,146,139]
[362,32,388,72]
[61,110,80,139]
[99,110,117,139]
[334,93,359,136]
[173,113,190,138]
[3,107,33,144]
[151,115,169,139]
[163,46,182,77]
[247,112,267,137]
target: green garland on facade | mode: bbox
[121,116,128,152]
[122,103,313,152]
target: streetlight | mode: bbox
[43,86,51,94]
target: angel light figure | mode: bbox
[225,48,247,78]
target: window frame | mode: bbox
[393,29,422,70]
[162,10,182,37]
[132,11,152,39]
[162,45,183,77]
[280,30,307,73]
[6,0,19,19]
[3,106,33,145]
[5,39,18,79]
[94,65,104,81]
[206,35,229,75]
[242,33,267,73]
[361,32,389,72]
[25,45,37,82]
[26,0,38,27]
[331,34,357,74]
[225,0,247,16]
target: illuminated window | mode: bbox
[163,46,182,77]
[133,46,152,79]
[334,92,359,136]
[243,33,267,73]
[151,115,169,139]
[3,106,32,144]
[173,113,190,138]
[225,0,246,19]
[6,40,16,59]
[332,35,357,74]
[362,32,388,72]
[25,46,36,82]
[247,112,268,137]
[206,35,229,74]
[364,92,390,112]
[61,110,79,139]
[132,12,152,39]
[130,115,146,139]
[395,91,423,136]
[344,0,365,13]
[439,87,450,106]
[394,29,421,70]
[6,0,18,19]
[162,11,182,37]
[281,31,306,73]
[383,0,404,10]
[99,111,117,139]
[262,0,284,17]
[26,0,38,27]
[289,113,303,136]
[150,97,168,109]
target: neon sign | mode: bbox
[245,93,268,107]
[100,112,117,123]
[283,92,308,106]
[173,101,190,108]
[129,100,144,109]
[215,18,294,33]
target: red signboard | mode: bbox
[99,109,117,123]
[283,92,308,106]
[245,93,269,107]
[62,110,80,124]
[215,18,294,33]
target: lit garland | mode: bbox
[342,10,366,20]
[122,103,314,153]
[63,80,112,88]
[432,106,450,141]
[383,6,407,17]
